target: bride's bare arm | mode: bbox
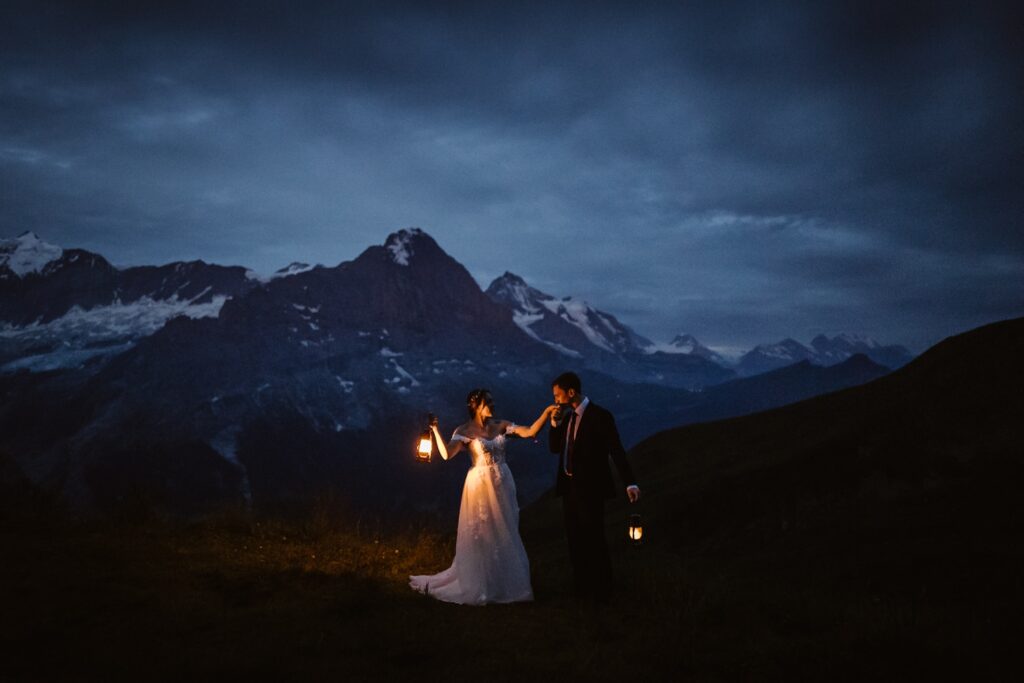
[432,424,463,461]
[505,405,557,438]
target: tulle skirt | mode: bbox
[409,463,533,605]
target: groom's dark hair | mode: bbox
[551,372,581,393]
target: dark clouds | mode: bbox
[2,1,1022,350]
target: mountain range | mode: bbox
[734,333,913,376]
[2,230,913,381]
[0,228,911,517]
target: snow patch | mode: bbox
[390,359,420,386]
[0,231,63,277]
[511,311,583,357]
[706,345,747,363]
[493,273,542,313]
[0,291,231,373]
[0,292,229,342]
[542,297,615,352]
[246,262,316,283]
[385,228,424,266]
[833,332,881,349]
[0,342,134,374]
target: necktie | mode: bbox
[564,411,577,477]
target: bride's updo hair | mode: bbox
[466,388,492,418]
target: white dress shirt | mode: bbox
[569,396,589,441]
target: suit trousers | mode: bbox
[562,482,613,601]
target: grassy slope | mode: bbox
[2,318,1022,680]
[1,511,682,681]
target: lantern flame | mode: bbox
[416,428,433,462]
[628,514,643,544]
[416,415,436,462]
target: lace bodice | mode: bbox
[452,432,509,468]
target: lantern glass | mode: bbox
[416,429,433,462]
[628,514,643,544]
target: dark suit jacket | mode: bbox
[549,401,637,500]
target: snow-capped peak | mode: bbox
[0,231,64,277]
[541,296,619,352]
[810,333,884,355]
[485,271,651,356]
[668,334,700,354]
[487,272,542,314]
[833,332,881,349]
[644,333,736,365]
[385,228,426,266]
[645,334,703,355]
[755,338,813,359]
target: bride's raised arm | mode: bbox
[504,405,557,439]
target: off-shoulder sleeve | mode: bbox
[450,430,472,444]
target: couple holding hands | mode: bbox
[409,371,641,605]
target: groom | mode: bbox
[548,371,640,603]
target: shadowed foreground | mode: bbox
[1,508,673,681]
[1,489,1016,682]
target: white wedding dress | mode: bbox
[409,432,533,605]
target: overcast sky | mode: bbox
[2,1,1021,350]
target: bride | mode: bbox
[409,388,555,605]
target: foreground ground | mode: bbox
[1,506,676,681]
[2,488,1016,682]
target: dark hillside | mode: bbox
[603,316,1024,677]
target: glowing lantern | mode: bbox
[416,414,435,462]
[628,514,643,545]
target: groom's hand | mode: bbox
[626,485,640,503]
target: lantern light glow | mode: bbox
[417,432,432,461]
[416,413,435,462]
[628,514,643,545]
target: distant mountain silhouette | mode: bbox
[658,333,733,366]
[737,333,913,376]
[672,353,891,426]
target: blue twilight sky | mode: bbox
[1,0,1021,351]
